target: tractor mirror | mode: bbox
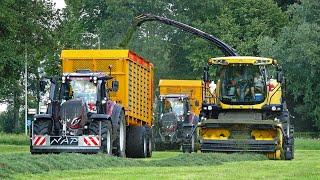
[111,80,119,92]
[39,80,47,92]
[203,65,210,82]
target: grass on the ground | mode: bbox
[294,138,320,150]
[13,150,320,180]
[0,152,266,179]
[0,145,29,154]
[0,133,29,146]
[0,133,319,179]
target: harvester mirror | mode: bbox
[276,66,284,83]
[39,80,47,92]
[203,65,210,82]
[276,72,284,83]
[111,80,119,92]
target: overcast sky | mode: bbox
[52,0,66,9]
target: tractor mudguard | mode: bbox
[34,114,52,121]
[90,114,111,121]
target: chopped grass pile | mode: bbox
[0,152,266,178]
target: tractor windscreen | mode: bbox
[161,98,184,116]
[217,65,267,104]
[70,79,97,105]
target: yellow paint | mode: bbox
[209,56,274,65]
[159,79,202,115]
[61,49,154,126]
[200,128,230,140]
[251,129,277,140]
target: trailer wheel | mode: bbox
[33,119,51,135]
[145,126,152,158]
[115,111,126,157]
[89,120,112,155]
[126,126,147,158]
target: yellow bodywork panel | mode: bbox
[209,56,274,65]
[61,49,154,126]
[200,128,230,140]
[251,129,277,140]
[159,79,202,115]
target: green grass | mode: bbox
[0,133,29,145]
[0,152,266,179]
[12,150,320,180]
[0,133,319,179]
[0,145,29,153]
[294,138,320,150]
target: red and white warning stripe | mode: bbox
[83,136,100,146]
[33,135,46,146]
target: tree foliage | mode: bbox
[0,0,61,132]
[0,0,319,132]
[259,0,320,130]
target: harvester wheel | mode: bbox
[89,120,113,155]
[126,126,147,158]
[145,126,152,157]
[33,119,51,135]
[284,136,294,160]
[115,111,126,157]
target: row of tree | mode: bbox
[0,0,318,132]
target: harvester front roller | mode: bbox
[199,119,292,160]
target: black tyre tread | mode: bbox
[126,126,147,158]
[145,126,152,158]
[33,120,51,135]
[89,120,112,155]
[114,111,126,157]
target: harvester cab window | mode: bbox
[219,65,267,104]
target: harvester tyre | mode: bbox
[114,111,126,157]
[126,126,147,158]
[89,120,113,155]
[284,137,294,160]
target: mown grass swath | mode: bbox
[0,153,267,178]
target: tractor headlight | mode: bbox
[271,106,276,111]
[208,106,212,111]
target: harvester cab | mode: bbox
[31,70,120,154]
[200,56,294,160]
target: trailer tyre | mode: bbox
[145,126,152,158]
[89,120,112,155]
[126,126,147,158]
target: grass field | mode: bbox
[0,134,319,179]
